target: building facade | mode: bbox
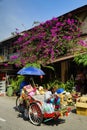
[0,5,87,90]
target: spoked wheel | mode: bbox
[16,96,20,111]
[28,103,43,126]
[16,96,25,113]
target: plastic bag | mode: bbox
[43,103,54,113]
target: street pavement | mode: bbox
[0,96,87,130]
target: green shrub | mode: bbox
[65,79,75,92]
[8,75,24,95]
[43,79,75,92]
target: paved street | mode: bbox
[0,96,87,130]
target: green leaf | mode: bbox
[25,62,41,68]
[83,61,87,66]
[44,65,55,71]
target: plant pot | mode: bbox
[7,86,13,96]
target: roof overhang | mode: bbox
[47,51,87,64]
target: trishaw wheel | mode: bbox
[28,103,43,126]
[16,96,20,111]
[16,96,24,113]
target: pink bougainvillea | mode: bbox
[10,14,82,66]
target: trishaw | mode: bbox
[16,86,70,126]
[16,67,70,125]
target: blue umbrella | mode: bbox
[17,66,45,76]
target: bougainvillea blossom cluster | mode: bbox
[10,14,82,66]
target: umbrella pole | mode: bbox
[30,77,35,87]
[32,79,35,87]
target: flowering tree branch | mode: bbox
[9,14,83,67]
